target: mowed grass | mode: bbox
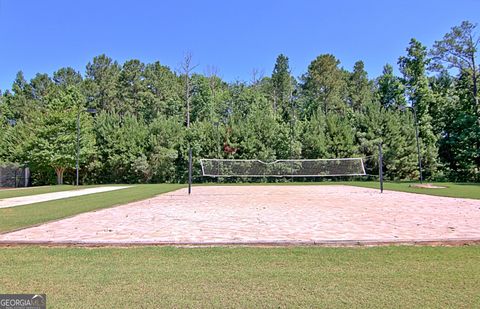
[0,246,479,308]
[345,181,480,199]
[0,184,184,233]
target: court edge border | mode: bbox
[0,238,479,248]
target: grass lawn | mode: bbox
[344,181,480,199]
[0,246,478,308]
[0,184,184,233]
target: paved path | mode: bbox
[0,186,130,209]
[0,185,479,245]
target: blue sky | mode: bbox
[1,0,479,91]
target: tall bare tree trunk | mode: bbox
[471,57,480,173]
[473,69,480,173]
[180,53,198,194]
[472,68,479,125]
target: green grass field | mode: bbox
[0,246,479,308]
[344,181,480,199]
[0,184,184,233]
[1,182,479,307]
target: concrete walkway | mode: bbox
[0,186,130,209]
[1,185,479,245]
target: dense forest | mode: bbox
[0,21,479,185]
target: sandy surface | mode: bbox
[0,185,479,245]
[0,186,130,209]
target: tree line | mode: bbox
[0,21,479,184]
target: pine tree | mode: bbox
[301,54,347,117]
[302,112,328,159]
[148,116,185,182]
[348,61,373,111]
[437,72,480,180]
[271,54,294,121]
[142,61,183,120]
[430,21,479,123]
[4,72,34,120]
[53,67,83,87]
[399,38,439,178]
[85,54,121,112]
[376,64,406,109]
[325,113,357,158]
[383,110,419,180]
[117,59,146,115]
[94,112,149,183]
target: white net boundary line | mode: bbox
[200,158,367,178]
